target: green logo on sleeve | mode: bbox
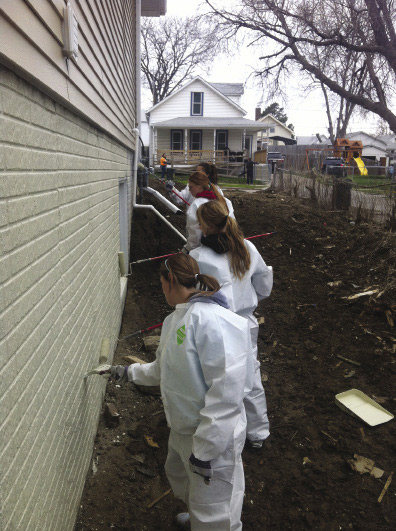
[176,324,186,345]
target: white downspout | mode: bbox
[132,0,186,243]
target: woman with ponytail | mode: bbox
[191,200,273,449]
[183,170,234,252]
[167,161,225,206]
[99,254,253,530]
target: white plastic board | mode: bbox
[335,389,394,426]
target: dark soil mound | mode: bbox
[75,183,396,530]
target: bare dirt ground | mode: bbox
[75,180,396,531]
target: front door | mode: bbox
[244,135,253,157]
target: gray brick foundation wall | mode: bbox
[0,65,133,530]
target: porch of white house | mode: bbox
[150,126,258,166]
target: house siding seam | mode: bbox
[0,66,132,531]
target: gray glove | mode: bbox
[83,364,129,384]
[110,365,129,385]
[165,180,175,191]
[189,454,212,485]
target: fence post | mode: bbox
[332,177,352,211]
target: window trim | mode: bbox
[190,92,204,116]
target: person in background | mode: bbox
[93,254,253,531]
[166,161,222,206]
[191,200,273,448]
[196,162,219,185]
[245,157,257,185]
[160,153,168,179]
[183,171,234,253]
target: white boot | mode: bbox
[175,512,190,530]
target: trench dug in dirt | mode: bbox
[75,180,396,530]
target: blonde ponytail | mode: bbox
[197,201,251,279]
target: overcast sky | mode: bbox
[141,0,381,137]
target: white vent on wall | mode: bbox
[63,1,78,61]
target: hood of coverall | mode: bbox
[188,291,229,309]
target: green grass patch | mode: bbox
[350,174,393,194]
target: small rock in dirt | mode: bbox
[136,465,158,477]
[104,403,120,428]
[143,336,161,354]
[127,423,139,437]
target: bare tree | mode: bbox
[307,46,369,142]
[204,0,396,133]
[141,16,220,105]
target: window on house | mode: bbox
[191,92,203,116]
[171,130,184,150]
[269,127,275,133]
[216,130,228,151]
[190,130,202,151]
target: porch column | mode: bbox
[185,128,188,163]
[153,127,158,165]
[243,128,246,157]
[213,129,216,163]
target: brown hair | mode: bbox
[188,171,227,211]
[196,201,251,279]
[160,254,220,297]
[196,162,219,184]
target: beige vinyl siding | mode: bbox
[150,80,244,124]
[0,0,137,149]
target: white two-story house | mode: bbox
[146,76,265,166]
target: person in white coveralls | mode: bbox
[183,171,234,253]
[166,162,224,206]
[100,254,253,530]
[190,200,273,448]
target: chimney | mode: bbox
[255,107,261,121]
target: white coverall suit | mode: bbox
[185,197,235,252]
[190,239,273,442]
[127,294,253,531]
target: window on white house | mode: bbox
[191,92,203,116]
[269,127,275,133]
[171,130,184,150]
[190,130,202,150]
[216,130,228,150]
